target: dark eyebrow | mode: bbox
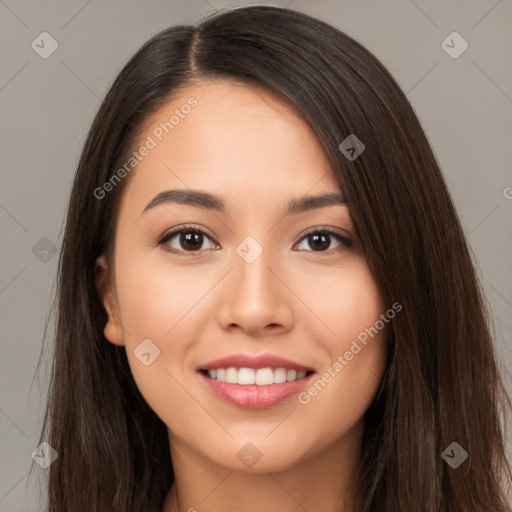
[141,189,347,215]
[286,192,347,213]
[142,190,225,214]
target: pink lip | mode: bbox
[198,371,315,409]
[198,353,313,372]
[197,353,316,409]
[197,354,314,409]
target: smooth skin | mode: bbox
[95,79,389,512]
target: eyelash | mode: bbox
[157,224,352,255]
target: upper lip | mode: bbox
[198,353,315,372]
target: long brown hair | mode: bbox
[32,5,511,511]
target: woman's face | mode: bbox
[97,79,389,473]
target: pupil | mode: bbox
[181,232,202,251]
[310,234,329,251]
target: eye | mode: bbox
[157,225,352,254]
[294,228,352,253]
[158,225,218,253]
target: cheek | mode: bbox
[294,255,386,342]
[114,250,214,341]
[292,330,387,463]
[292,259,388,432]
[112,251,216,425]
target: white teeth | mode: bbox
[238,367,255,385]
[255,368,273,385]
[225,367,238,383]
[286,370,297,382]
[273,368,287,384]
[205,366,310,385]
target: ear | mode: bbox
[94,254,125,346]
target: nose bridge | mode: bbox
[215,233,293,333]
[233,234,279,305]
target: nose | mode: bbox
[215,244,294,337]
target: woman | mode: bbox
[32,5,511,511]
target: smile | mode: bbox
[201,367,312,385]
[197,353,316,409]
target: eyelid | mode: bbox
[158,224,211,243]
[299,225,351,240]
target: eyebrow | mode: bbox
[141,189,347,215]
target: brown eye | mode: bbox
[159,226,218,253]
[295,228,351,253]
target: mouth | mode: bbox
[199,367,315,385]
[196,354,316,409]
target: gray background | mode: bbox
[1,0,511,510]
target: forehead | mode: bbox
[121,79,341,211]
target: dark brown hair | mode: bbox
[32,5,511,511]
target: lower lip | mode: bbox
[198,371,314,409]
